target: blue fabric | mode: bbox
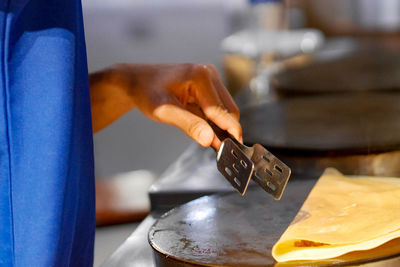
[0,0,95,266]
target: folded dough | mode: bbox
[272,168,400,262]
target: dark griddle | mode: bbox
[240,93,400,156]
[271,48,400,96]
[149,180,400,266]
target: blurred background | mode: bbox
[82,0,400,265]
[85,0,400,179]
[83,1,247,264]
[85,0,244,178]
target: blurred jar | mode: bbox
[222,0,324,98]
[221,29,324,96]
[222,0,285,97]
[248,0,286,30]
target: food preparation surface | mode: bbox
[241,93,400,155]
[271,46,400,96]
[149,179,400,267]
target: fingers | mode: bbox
[204,64,240,120]
[131,63,242,150]
[190,65,243,143]
[185,104,223,150]
[210,134,222,151]
[152,98,215,147]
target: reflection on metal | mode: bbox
[185,206,216,223]
[149,183,400,266]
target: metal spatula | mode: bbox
[209,121,291,200]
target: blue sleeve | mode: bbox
[0,1,95,266]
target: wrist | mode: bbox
[90,64,137,109]
[89,65,137,132]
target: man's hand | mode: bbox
[90,63,242,150]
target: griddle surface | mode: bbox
[149,179,400,266]
[241,93,400,155]
[272,49,400,95]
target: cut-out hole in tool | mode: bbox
[234,177,241,187]
[267,182,276,191]
[240,160,247,168]
[231,149,238,159]
[225,167,233,176]
[265,168,273,176]
[262,155,270,162]
[275,165,283,173]
[232,163,239,173]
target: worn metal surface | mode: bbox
[217,139,254,195]
[210,118,291,199]
[250,144,291,200]
[149,180,313,267]
[149,181,400,266]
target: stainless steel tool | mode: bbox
[209,121,291,200]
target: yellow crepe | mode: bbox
[272,168,400,262]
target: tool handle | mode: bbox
[207,119,252,156]
[207,119,233,142]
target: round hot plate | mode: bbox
[148,180,400,267]
[271,46,400,96]
[239,92,400,178]
[240,92,400,155]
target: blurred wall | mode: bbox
[82,0,246,177]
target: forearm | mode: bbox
[89,67,136,133]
